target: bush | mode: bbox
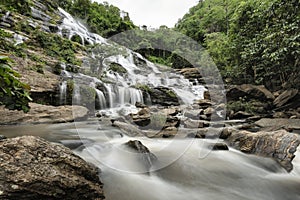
[0,54,32,112]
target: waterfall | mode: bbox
[57,7,205,113]
[95,89,107,109]
[59,81,67,105]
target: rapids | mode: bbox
[2,122,299,200]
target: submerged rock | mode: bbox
[0,136,104,199]
[227,130,300,172]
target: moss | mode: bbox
[135,84,152,93]
[79,85,96,105]
[150,113,167,130]
[166,90,176,98]
[70,35,83,45]
[108,62,127,74]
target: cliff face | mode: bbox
[1,0,88,106]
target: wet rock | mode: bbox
[184,109,202,120]
[227,130,300,172]
[112,121,143,137]
[125,140,157,170]
[158,127,178,138]
[0,103,89,125]
[227,84,275,102]
[135,102,148,108]
[58,139,94,149]
[186,132,206,139]
[194,99,213,109]
[231,111,253,119]
[204,107,215,116]
[0,135,7,140]
[148,87,179,106]
[0,136,104,199]
[210,143,229,151]
[255,118,300,130]
[183,119,208,128]
[219,127,234,139]
[273,89,299,108]
[176,68,203,84]
[160,107,179,116]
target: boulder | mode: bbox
[255,118,300,130]
[0,103,89,125]
[176,68,203,84]
[135,102,148,108]
[148,87,179,106]
[184,109,202,120]
[125,140,157,171]
[227,130,300,172]
[183,119,208,128]
[112,121,143,137]
[273,89,299,108]
[227,84,275,102]
[231,111,253,119]
[0,136,104,199]
[194,99,213,109]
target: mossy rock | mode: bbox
[108,62,127,74]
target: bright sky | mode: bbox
[94,0,198,28]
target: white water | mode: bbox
[69,122,300,200]
[56,7,205,112]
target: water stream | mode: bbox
[1,122,299,200]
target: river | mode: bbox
[1,120,300,200]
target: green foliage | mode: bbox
[57,0,136,38]
[0,29,27,58]
[176,0,300,89]
[30,30,81,65]
[108,62,127,74]
[175,0,240,43]
[227,98,266,114]
[1,0,32,14]
[150,113,167,130]
[135,84,152,93]
[147,55,171,66]
[0,54,32,112]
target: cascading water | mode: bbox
[56,7,205,112]
[59,81,67,105]
[66,122,300,200]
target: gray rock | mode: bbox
[0,136,104,199]
[0,103,89,125]
[227,130,300,172]
[255,118,300,130]
[227,84,275,102]
[112,121,143,137]
[273,89,298,108]
[125,140,157,171]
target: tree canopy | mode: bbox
[175,0,300,90]
[55,0,136,38]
